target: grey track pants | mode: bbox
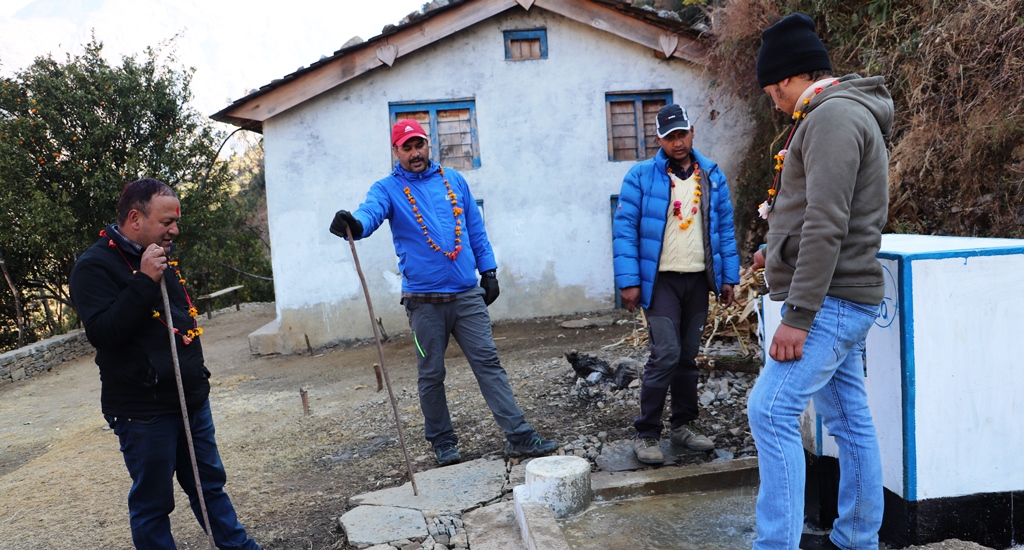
[404,286,536,448]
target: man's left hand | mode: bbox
[480,270,499,305]
[720,284,735,307]
[770,324,808,362]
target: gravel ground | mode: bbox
[0,304,1008,549]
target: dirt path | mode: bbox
[0,304,642,549]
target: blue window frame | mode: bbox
[610,194,622,309]
[503,29,548,60]
[390,99,480,170]
[605,91,673,161]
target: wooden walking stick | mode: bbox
[344,225,419,496]
[160,276,218,550]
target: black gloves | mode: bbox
[329,210,363,239]
[480,270,499,306]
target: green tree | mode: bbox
[0,38,271,352]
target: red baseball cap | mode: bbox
[391,119,428,147]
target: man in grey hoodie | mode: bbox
[747,13,894,550]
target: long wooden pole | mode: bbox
[344,226,419,496]
[160,277,218,549]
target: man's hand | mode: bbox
[139,244,168,283]
[720,284,735,307]
[749,247,766,273]
[480,270,499,305]
[770,323,809,362]
[620,287,640,311]
[329,210,363,239]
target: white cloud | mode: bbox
[0,0,425,118]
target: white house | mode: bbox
[213,0,754,355]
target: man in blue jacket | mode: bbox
[330,119,558,466]
[612,104,740,464]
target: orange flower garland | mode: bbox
[101,229,203,344]
[667,163,702,230]
[759,81,838,220]
[402,167,463,260]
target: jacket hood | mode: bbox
[812,74,894,136]
[392,160,440,181]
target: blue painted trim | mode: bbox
[610,194,622,309]
[390,97,476,107]
[475,198,484,221]
[898,255,917,502]
[816,414,823,456]
[605,91,673,161]
[503,29,548,59]
[389,99,481,169]
[877,245,1024,262]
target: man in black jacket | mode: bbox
[70,178,261,550]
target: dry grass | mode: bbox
[705,0,1024,241]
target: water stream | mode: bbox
[559,485,758,550]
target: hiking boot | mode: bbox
[633,437,664,464]
[434,443,461,466]
[504,436,559,458]
[670,424,714,451]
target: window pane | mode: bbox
[642,100,665,159]
[529,39,542,59]
[509,38,542,60]
[609,101,638,161]
[437,108,473,170]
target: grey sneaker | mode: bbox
[633,437,664,464]
[670,424,714,451]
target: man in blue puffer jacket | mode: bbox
[612,104,740,464]
[329,119,558,467]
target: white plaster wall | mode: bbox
[911,253,1024,499]
[262,6,753,349]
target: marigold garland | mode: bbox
[667,163,702,230]
[402,166,463,260]
[101,229,203,344]
[759,81,839,220]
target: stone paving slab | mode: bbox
[350,457,508,515]
[339,504,428,546]
[463,499,526,550]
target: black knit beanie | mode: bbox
[756,13,832,88]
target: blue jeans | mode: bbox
[404,286,536,448]
[748,297,883,550]
[106,400,261,550]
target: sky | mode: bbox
[0,0,426,119]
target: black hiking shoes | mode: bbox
[504,436,559,458]
[434,443,462,466]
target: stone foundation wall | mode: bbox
[0,330,94,386]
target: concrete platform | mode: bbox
[513,457,760,550]
[339,452,760,548]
